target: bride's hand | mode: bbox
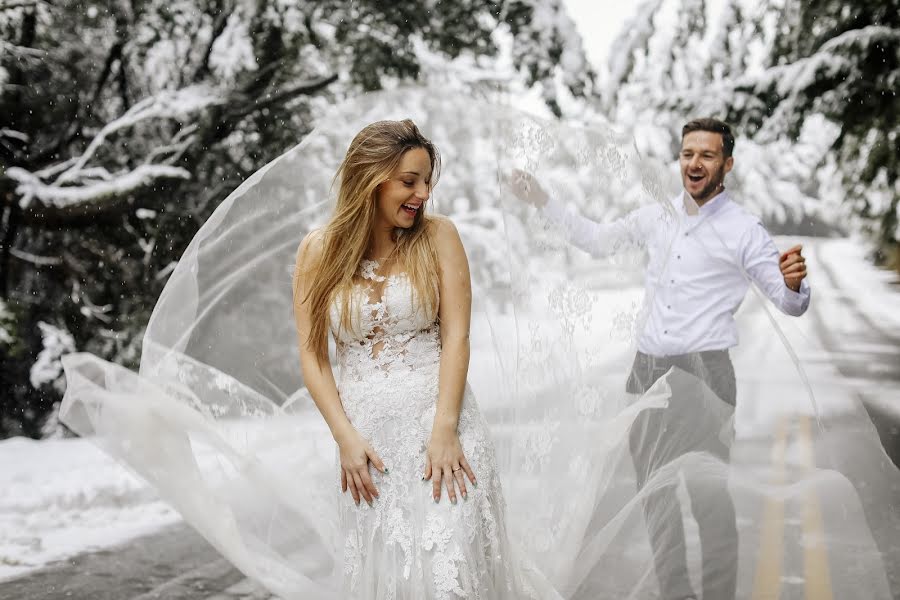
[336,427,387,506]
[501,168,549,208]
[424,427,477,504]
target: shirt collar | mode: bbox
[680,189,730,216]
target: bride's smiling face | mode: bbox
[375,147,432,230]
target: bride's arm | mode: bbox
[293,232,386,507]
[426,216,478,504]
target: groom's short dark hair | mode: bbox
[682,118,735,157]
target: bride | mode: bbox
[292,119,540,598]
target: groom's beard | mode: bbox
[686,168,726,205]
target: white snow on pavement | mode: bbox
[816,237,900,334]
[0,437,180,581]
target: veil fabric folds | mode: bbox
[60,89,900,599]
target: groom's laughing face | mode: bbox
[679,131,733,204]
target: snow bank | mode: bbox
[0,437,180,581]
[817,237,900,333]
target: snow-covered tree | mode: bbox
[603,0,898,258]
[0,0,594,437]
[745,0,900,263]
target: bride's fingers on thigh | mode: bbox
[353,471,372,505]
[444,467,457,503]
[352,473,367,505]
[347,475,360,505]
[366,448,386,474]
[461,460,477,488]
[356,477,367,504]
[453,469,467,499]
[432,468,442,502]
[360,469,379,500]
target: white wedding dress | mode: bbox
[331,258,542,599]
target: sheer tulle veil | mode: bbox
[59,88,900,598]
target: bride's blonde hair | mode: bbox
[296,119,442,363]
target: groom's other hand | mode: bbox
[502,168,549,208]
[780,244,807,292]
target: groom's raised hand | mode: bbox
[502,168,549,208]
[780,244,807,292]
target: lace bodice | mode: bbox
[330,259,441,383]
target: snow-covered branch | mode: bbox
[8,164,191,208]
[10,248,62,266]
[0,299,14,347]
[144,124,199,166]
[53,86,222,186]
[29,321,75,392]
[226,73,338,120]
[1,128,30,143]
[0,39,45,59]
[2,87,221,211]
[741,26,899,99]
[0,0,46,9]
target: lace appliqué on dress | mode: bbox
[328,259,529,599]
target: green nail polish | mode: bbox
[434,497,439,504]
[383,467,390,474]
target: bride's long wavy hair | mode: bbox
[296,119,442,363]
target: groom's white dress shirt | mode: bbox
[545,190,811,357]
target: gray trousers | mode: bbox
[627,351,739,600]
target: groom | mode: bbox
[513,118,810,600]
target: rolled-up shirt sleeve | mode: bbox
[740,222,811,316]
[543,197,642,259]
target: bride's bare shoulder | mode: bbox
[295,228,325,269]
[425,214,459,241]
[424,215,466,262]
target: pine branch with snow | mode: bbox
[29,322,75,393]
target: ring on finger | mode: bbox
[452,466,462,472]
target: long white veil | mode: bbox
[60,89,900,599]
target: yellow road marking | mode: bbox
[751,416,789,600]
[797,415,833,600]
[750,415,834,599]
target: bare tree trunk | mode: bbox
[0,199,20,299]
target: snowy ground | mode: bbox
[1,235,898,584]
[817,238,900,333]
[0,437,181,580]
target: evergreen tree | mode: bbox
[604,0,899,262]
[745,0,899,265]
